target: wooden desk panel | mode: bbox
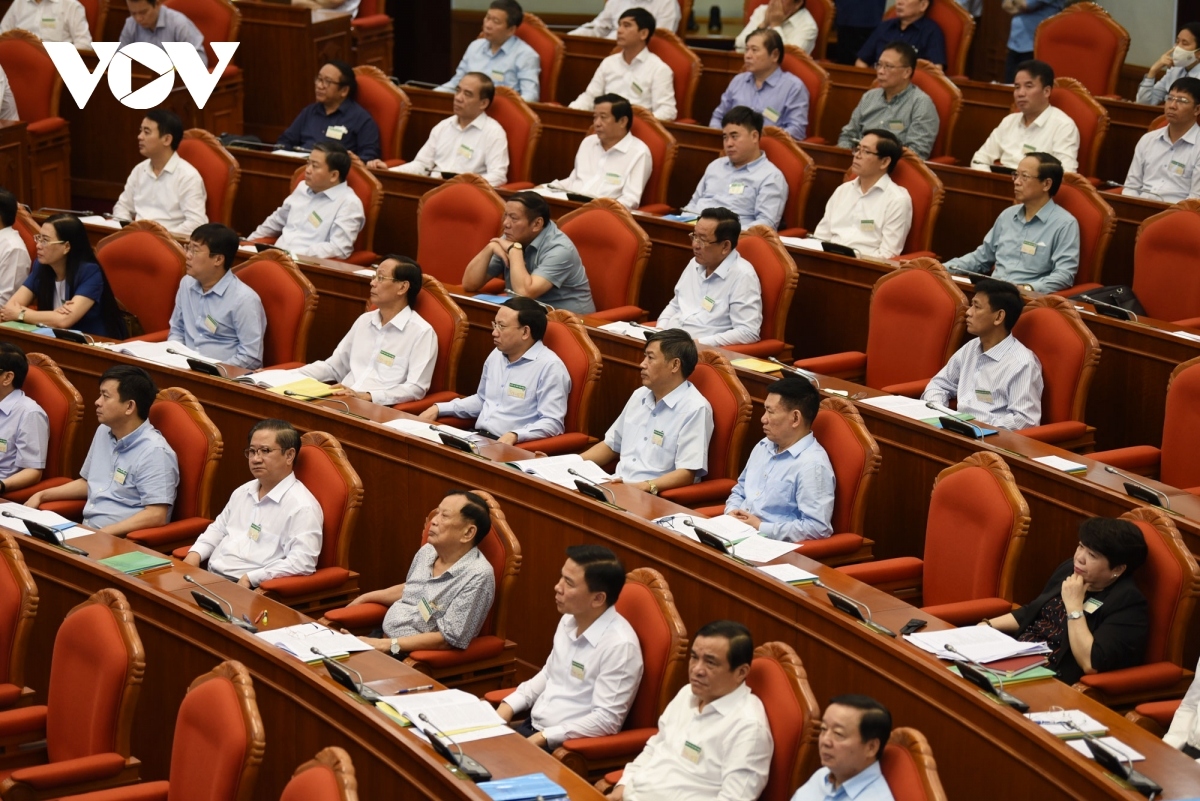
[0,121,28,207]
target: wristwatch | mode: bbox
[390,637,401,655]
[17,309,25,323]
[507,242,523,253]
[647,481,659,496]
[1066,610,1084,620]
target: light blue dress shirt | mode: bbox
[790,762,895,801]
[79,420,179,529]
[118,5,207,66]
[0,389,48,479]
[1124,123,1200,203]
[657,252,763,347]
[249,181,365,261]
[436,36,541,103]
[710,68,811,140]
[687,153,788,229]
[921,334,1044,430]
[1007,0,1065,53]
[605,381,713,483]
[168,270,266,369]
[945,199,1080,293]
[726,433,835,543]
[438,341,571,442]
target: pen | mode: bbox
[392,684,434,695]
[254,609,268,625]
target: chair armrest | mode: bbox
[124,330,169,343]
[170,545,189,559]
[1089,446,1161,475]
[500,182,536,191]
[589,306,647,323]
[352,13,392,28]
[920,597,1014,627]
[0,706,45,739]
[696,504,726,517]
[602,769,625,787]
[1053,282,1103,298]
[725,339,786,358]
[408,636,505,668]
[1076,662,1186,699]
[879,378,931,398]
[323,602,388,630]
[2,476,73,504]
[659,478,737,508]
[27,118,67,136]
[1130,699,1182,732]
[483,688,516,705]
[1174,316,1200,329]
[38,499,84,521]
[897,250,938,261]
[259,567,351,596]
[392,390,463,415]
[126,517,212,551]
[345,251,380,267]
[638,203,674,216]
[777,227,808,238]
[793,533,864,562]
[520,432,595,456]
[837,557,923,588]
[37,782,171,801]
[928,155,957,165]
[802,136,826,145]
[8,751,128,789]
[557,727,658,760]
[0,684,23,710]
[1016,420,1087,444]
[793,351,866,379]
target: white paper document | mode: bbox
[255,622,372,661]
[1169,330,1200,343]
[79,216,123,229]
[757,563,819,584]
[381,418,484,445]
[778,236,826,252]
[407,724,519,744]
[1033,455,1088,473]
[1025,709,1108,738]
[0,502,76,532]
[106,340,215,371]
[271,149,310,159]
[509,454,612,490]
[1067,737,1145,762]
[382,689,507,735]
[904,626,1050,664]
[597,321,651,341]
[731,534,801,563]
[860,395,942,422]
[235,368,314,389]
[652,513,701,542]
[352,268,376,277]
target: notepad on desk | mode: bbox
[256,623,372,663]
[508,454,611,490]
[597,321,651,341]
[757,563,818,585]
[98,551,172,576]
[730,357,783,374]
[268,377,335,399]
[1067,737,1145,762]
[1025,709,1108,739]
[1033,455,1088,474]
[382,689,506,735]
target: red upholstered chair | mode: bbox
[1051,173,1116,295]
[76,0,107,38]
[782,46,829,143]
[1051,78,1109,177]
[1126,700,1181,738]
[350,0,393,73]
[0,31,70,209]
[163,0,240,72]
[881,728,949,801]
[911,60,961,162]
[891,151,945,257]
[178,129,241,227]
[258,432,364,614]
[725,225,798,358]
[126,388,223,554]
[0,589,143,798]
[415,174,506,286]
[2,353,83,504]
[1012,294,1100,449]
[392,276,469,415]
[745,642,821,801]
[521,310,602,455]
[231,250,318,369]
[747,0,835,59]
[1073,506,1200,707]
[56,661,266,801]
[557,199,651,322]
[0,534,36,711]
[760,127,815,237]
[838,452,1031,626]
[324,490,521,692]
[1128,200,1200,327]
[515,13,564,102]
[795,259,967,398]
[659,350,753,508]
[353,66,410,165]
[630,106,677,210]
[489,87,542,190]
[287,159,383,265]
[1033,2,1129,98]
[280,747,358,801]
[13,208,37,264]
[647,30,702,123]
[96,221,186,340]
[883,0,975,78]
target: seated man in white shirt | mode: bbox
[580,328,714,496]
[0,189,30,306]
[969,60,1079,174]
[813,128,913,259]
[789,696,895,801]
[736,0,818,54]
[0,0,93,49]
[1164,657,1200,762]
[612,620,773,801]
[184,419,323,589]
[299,256,437,405]
[922,278,1043,430]
[497,544,644,750]
[376,72,510,187]
[548,94,652,209]
[569,7,676,121]
[1124,77,1200,202]
[113,108,207,236]
[249,141,365,260]
[656,207,763,346]
[0,66,18,123]
[571,0,680,38]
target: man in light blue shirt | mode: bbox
[687,106,788,229]
[790,695,895,801]
[27,365,179,535]
[437,0,540,103]
[0,343,49,498]
[581,328,713,496]
[946,152,1079,293]
[727,376,834,543]
[1003,0,1065,81]
[119,0,207,65]
[710,28,810,140]
[169,223,266,369]
[1124,77,1200,203]
[422,297,570,445]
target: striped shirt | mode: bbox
[922,334,1043,430]
[382,544,495,650]
[1124,123,1200,203]
[837,83,940,159]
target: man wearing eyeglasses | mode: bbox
[837,42,939,159]
[1123,77,1200,202]
[184,419,323,589]
[276,60,382,163]
[853,0,945,69]
[969,60,1078,173]
[812,129,912,259]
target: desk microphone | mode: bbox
[309,647,382,702]
[166,348,229,377]
[282,390,369,420]
[0,511,88,556]
[414,712,491,781]
[1102,466,1172,510]
[183,574,258,632]
[768,358,821,388]
[1060,719,1162,798]
[944,643,1029,712]
[38,207,96,217]
[925,400,957,417]
[567,468,623,509]
[812,579,896,637]
[1100,181,1165,203]
[1075,294,1140,323]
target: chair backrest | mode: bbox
[910,60,961,159]
[232,249,319,366]
[178,128,241,226]
[23,353,83,481]
[0,30,61,121]
[0,532,37,689]
[1133,199,1200,323]
[149,388,222,521]
[921,452,1030,607]
[630,106,677,207]
[294,432,363,573]
[415,174,506,284]
[1160,355,1200,490]
[353,66,411,163]
[781,45,828,138]
[1050,78,1108,177]
[514,12,564,102]
[409,275,468,398]
[14,206,38,263]
[1053,172,1115,287]
[288,161,383,255]
[77,0,107,39]
[736,225,798,343]
[46,589,144,763]
[863,259,967,390]
[811,397,882,535]
[891,150,944,254]
[883,0,975,76]
[880,728,949,801]
[558,199,651,313]
[1011,294,1100,426]
[647,29,702,121]
[1033,2,1129,97]
[167,661,265,801]
[543,310,602,436]
[163,0,241,67]
[745,642,820,801]
[688,350,753,481]
[1123,506,1200,667]
[280,747,359,801]
[96,220,186,335]
[759,127,815,231]
[488,86,542,185]
[614,567,688,730]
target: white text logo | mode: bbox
[44,42,239,109]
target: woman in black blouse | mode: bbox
[982,517,1149,685]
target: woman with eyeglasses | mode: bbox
[0,213,127,338]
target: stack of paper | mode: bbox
[757,563,819,585]
[1025,709,1108,739]
[98,551,172,576]
[271,149,309,159]
[79,216,123,229]
[653,513,754,543]
[0,503,90,539]
[778,236,825,252]
[731,535,801,563]
[107,340,216,371]
[1067,737,1145,762]
[255,623,372,662]
[861,395,971,423]
[904,626,1050,664]
[268,377,335,399]
[730,357,784,374]
[1033,455,1088,474]
[382,419,484,446]
[383,689,508,737]
[508,454,611,490]
[233,368,311,388]
[597,321,651,341]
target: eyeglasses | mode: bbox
[243,447,281,459]
[688,233,719,246]
[184,244,209,257]
[370,273,402,283]
[1011,172,1041,183]
[491,320,513,331]
[314,75,344,87]
[852,146,879,156]
[874,61,905,72]
[1165,95,1196,106]
[32,235,65,245]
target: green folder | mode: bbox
[99,551,172,575]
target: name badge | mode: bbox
[700,295,716,312]
[888,120,904,133]
[651,429,664,447]
[974,388,994,404]
[1020,240,1037,255]
[859,219,875,232]
[456,142,474,160]
[0,438,7,453]
[41,16,56,27]
[324,125,347,141]
[203,314,218,334]
[248,522,262,542]
[1083,597,1104,614]
[507,382,526,399]
[491,70,505,82]
[418,597,436,622]
[631,81,644,95]
[377,349,395,367]
[1022,143,1036,153]
[762,106,780,123]
[308,210,323,228]
[1170,160,1186,176]
[728,181,745,195]
[604,171,622,185]
[570,660,585,680]
[113,467,128,485]
[682,741,702,764]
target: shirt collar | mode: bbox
[201,268,238,297]
[853,173,893,195]
[883,83,914,104]
[492,34,516,55]
[628,47,650,66]
[758,67,784,87]
[110,419,152,451]
[439,545,482,577]
[652,380,694,410]
[823,760,886,799]
[307,180,351,201]
[373,304,414,332]
[529,220,557,252]
[697,249,741,280]
[1026,105,1056,130]
[726,152,767,172]
[569,604,621,647]
[1155,121,1200,146]
[689,680,752,716]
[152,7,169,29]
[775,430,816,457]
[606,132,634,154]
[510,339,549,364]
[254,471,299,504]
[0,389,25,416]
[1013,198,1057,224]
[457,111,490,132]
[980,334,1019,362]
[160,151,182,174]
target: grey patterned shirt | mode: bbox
[381,543,495,649]
[837,83,941,159]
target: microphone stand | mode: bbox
[183,574,258,632]
[944,643,1028,712]
[1103,466,1172,510]
[567,468,623,510]
[282,389,369,420]
[413,712,491,781]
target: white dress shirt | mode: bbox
[189,472,324,588]
[618,683,773,801]
[0,0,92,48]
[0,66,16,122]
[1165,655,1200,762]
[657,251,763,346]
[921,334,1044,430]
[0,227,31,307]
[505,606,644,749]
[569,48,677,122]
[393,112,510,188]
[735,4,818,53]
[556,132,653,209]
[969,106,1080,174]
[112,151,208,236]
[299,306,437,405]
[571,0,681,38]
[1124,123,1200,203]
[605,381,713,483]
[250,181,365,260]
[813,173,913,259]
